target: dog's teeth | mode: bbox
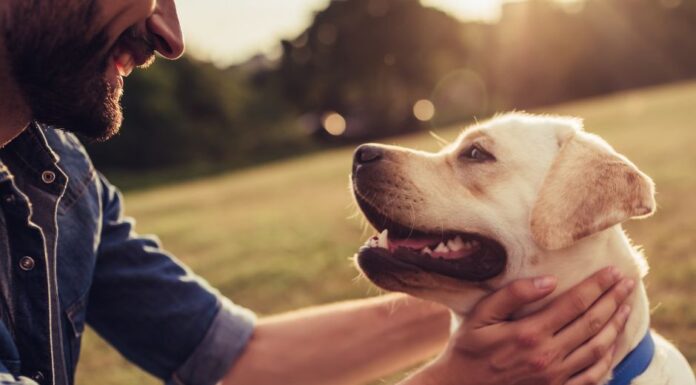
[377,229,389,249]
[422,247,433,255]
[460,240,481,252]
[434,242,449,253]
[448,237,465,251]
[367,237,378,247]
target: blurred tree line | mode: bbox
[87,57,316,173]
[87,0,696,174]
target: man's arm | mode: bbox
[223,267,633,385]
[89,174,256,385]
[222,294,451,385]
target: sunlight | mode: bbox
[421,0,503,21]
[178,0,508,66]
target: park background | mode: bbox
[76,0,696,384]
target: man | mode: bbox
[0,1,634,385]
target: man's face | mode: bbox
[3,0,184,141]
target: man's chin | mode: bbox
[83,113,122,142]
[41,77,124,142]
[35,96,123,143]
[75,104,122,142]
[86,85,123,142]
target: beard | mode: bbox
[4,1,125,142]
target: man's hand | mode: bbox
[401,267,634,385]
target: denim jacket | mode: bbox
[0,123,255,385]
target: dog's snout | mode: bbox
[354,144,383,166]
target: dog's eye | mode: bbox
[461,145,494,162]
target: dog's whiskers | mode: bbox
[429,131,450,149]
[407,200,417,239]
[346,201,362,220]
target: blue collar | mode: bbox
[609,331,655,385]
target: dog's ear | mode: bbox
[530,131,655,250]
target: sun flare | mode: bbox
[421,0,503,21]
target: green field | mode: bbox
[76,81,696,385]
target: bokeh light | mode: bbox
[322,112,347,136]
[413,99,436,122]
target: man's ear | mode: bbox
[530,131,656,250]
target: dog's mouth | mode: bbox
[355,195,507,282]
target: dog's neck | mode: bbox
[455,225,651,371]
[532,225,651,369]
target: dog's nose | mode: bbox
[354,144,383,165]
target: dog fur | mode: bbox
[351,113,694,385]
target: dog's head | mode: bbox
[351,113,655,314]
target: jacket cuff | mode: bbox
[167,298,256,385]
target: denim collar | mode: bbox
[0,122,65,194]
[5,121,60,165]
[609,330,655,385]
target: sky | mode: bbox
[176,0,504,67]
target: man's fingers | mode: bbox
[560,302,629,377]
[564,344,617,385]
[535,267,623,333]
[469,276,557,329]
[556,279,634,352]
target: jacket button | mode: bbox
[41,171,56,184]
[19,256,35,271]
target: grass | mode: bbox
[76,81,696,384]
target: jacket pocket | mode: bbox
[64,297,86,373]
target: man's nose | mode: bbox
[147,0,185,59]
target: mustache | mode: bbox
[122,25,156,52]
[112,25,157,68]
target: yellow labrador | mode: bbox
[351,113,694,385]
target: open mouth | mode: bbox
[112,46,136,78]
[355,194,507,282]
[105,31,156,88]
[105,44,138,90]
